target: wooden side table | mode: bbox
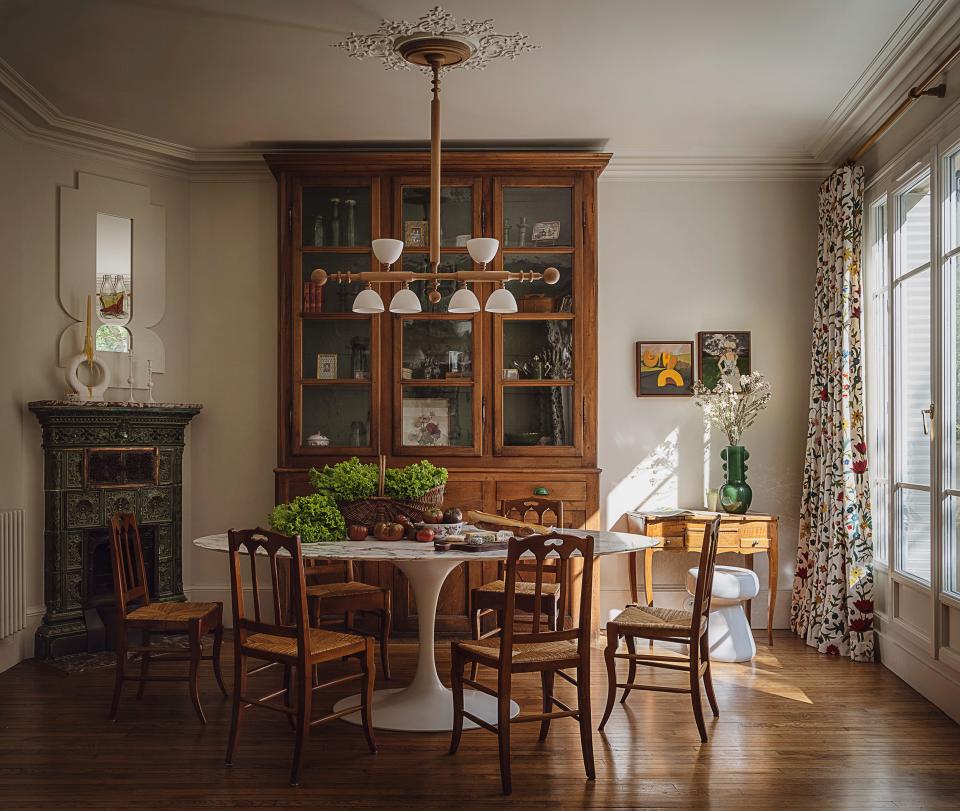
[626,511,779,645]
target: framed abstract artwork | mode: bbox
[697,331,751,390]
[635,341,695,397]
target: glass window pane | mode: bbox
[503,320,573,381]
[949,256,960,491]
[944,147,960,255]
[503,187,572,247]
[504,253,573,313]
[401,186,473,248]
[303,187,371,248]
[302,254,370,313]
[897,487,930,582]
[868,287,890,563]
[401,319,473,381]
[895,269,931,485]
[402,253,472,313]
[302,320,371,381]
[302,386,370,448]
[401,387,474,447]
[895,174,930,276]
[503,386,573,446]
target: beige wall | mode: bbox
[0,125,193,671]
[596,179,819,626]
[186,179,277,600]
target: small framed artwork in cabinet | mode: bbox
[316,353,338,380]
[404,220,428,248]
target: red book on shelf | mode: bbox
[303,283,310,313]
[316,282,323,312]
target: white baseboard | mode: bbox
[877,629,960,724]
[0,606,45,674]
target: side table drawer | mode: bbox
[685,528,741,548]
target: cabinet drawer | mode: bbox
[686,528,741,549]
[740,536,770,550]
[496,481,587,505]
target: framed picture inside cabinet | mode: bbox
[402,397,452,446]
[316,353,338,380]
[635,341,694,397]
[697,331,751,390]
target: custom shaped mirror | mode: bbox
[94,213,132,353]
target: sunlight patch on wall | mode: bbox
[605,427,680,529]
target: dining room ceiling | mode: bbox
[0,0,934,161]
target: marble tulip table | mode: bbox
[193,529,658,733]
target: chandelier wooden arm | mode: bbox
[310,267,560,287]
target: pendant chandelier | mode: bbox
[317,7,555,315]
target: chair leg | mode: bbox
[539,670,555,741]
[701,633,720,718]
[619,634,637,705]
[109,637,126,721]
[598,623,619,731]
[188,624,206,725]
[470,609,482,681]
[497,681,513,795]
[449,650,465,755]
[225,651,246,766]
[289,665,312,786]
[136,630,151,700]
[576,661,596,781]
[212,623,228,697]
[360,642,378,753]
[689,641,708,743]
[379,602,392,681]
[283,665,296,730]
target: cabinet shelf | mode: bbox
[301,246,370,254]
[400,378,473,386]
[301,378,372,387]
[497,312,575,321]
[300,312,371,320]
[500,246,576,254]
[501,379,574,387]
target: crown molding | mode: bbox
[814,0,960,164]
[603,153,830,182]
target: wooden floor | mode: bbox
[0,632,958,809]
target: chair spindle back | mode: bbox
[227,527,308,652]
[500,531,594,653]
[109,512,151,617]
[689,517,723,639]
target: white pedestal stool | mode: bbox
[685,565,759,663]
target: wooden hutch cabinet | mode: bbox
[266,152,610,635]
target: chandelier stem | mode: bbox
[429,60,441,273]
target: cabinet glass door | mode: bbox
[393,178,482,456]
[294,179,379,455]
[494,178,581,456]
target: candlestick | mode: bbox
[146,360,155,404]
[127,350,136,403]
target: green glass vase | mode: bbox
[719,445,752,514]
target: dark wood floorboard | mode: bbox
[0,632,958,809]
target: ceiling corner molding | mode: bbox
[603,153,831,182]
[0,57,268,180]
[814,0,960,164]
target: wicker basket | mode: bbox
[336,456,445,527]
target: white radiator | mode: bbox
[0,509,25,639]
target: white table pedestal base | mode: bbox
[333,557,519,733]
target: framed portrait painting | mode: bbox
[635,341,695,397]
[697,331,751,390]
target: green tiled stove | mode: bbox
[28,401,201,659]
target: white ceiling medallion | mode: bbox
[333,5,539,71]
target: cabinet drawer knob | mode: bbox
[534,486,549,496]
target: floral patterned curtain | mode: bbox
[791,163,874,662]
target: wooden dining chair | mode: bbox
[469,498,566,677]
[225,527,376,786]
[304,559,392,679]
[450,531,595,796]
[598,516,723,742]
[108,512,226,724]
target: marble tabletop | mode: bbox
[193,528,658,562]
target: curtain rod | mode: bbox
[849,41,960,163]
